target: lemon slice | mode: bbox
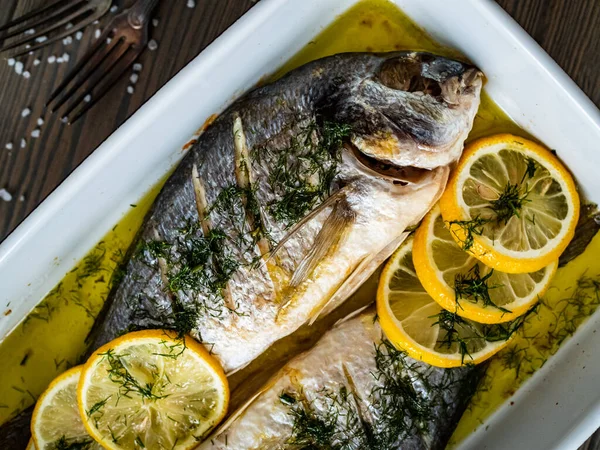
[439,134,579,273]
[78,330,229,450]
[31,365,102,450]
[377,236,522,367]
[413,204,557,323]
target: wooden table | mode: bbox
[0,0,598,447]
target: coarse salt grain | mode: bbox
[21,108,31,117]
[33,59,41,66]
[187,0,196,8]
[152,19,159,27]
[94,29,101,39]
[15,61,23,74]
[76,31,83,40]
[65,22,73,30]
[130,73,139,84]
[133,63,143,71]
[0,189,12,202]
[37,118,44,126]
[35,36,48,43]
[127,86,134,94]
[57,57,64,63]
[5,143,13,150]
[25,28,35,35]
[63,36,73,45]
[19,195,25,202]
[84,94,92,103]
[110,5,118,12]
[22,71,30,79]
[7,58,15,67]
[48,55,56,64]
[31,129,40,138]
[61,117,68,123]
[106,38,112,44]
[20,138,26,148]
[148,39,158,51]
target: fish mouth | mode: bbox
[347,143,434,185]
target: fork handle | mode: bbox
[128,0,160,29]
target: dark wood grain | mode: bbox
[0,0,255,241]
[0,0,599,447]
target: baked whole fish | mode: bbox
[200,310,483,449]
[0,51,482,447]
[89,51,482,372]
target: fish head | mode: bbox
[336,51,483,172]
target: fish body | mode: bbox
[88,51,482,373]
[199,310,483,450]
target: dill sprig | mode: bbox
[454,265,509,313]
[98,349,169,402]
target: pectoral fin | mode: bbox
[308,232,409,324]
[289,200,355,288]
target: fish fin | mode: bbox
[308,233,409,324]
[289,199,355,288]
[266,186,350,263]
[332,304,373,328]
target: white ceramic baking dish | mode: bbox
[1,0,600,448]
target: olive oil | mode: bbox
[1,1,597,448]
[0,183,162,425]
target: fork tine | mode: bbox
[0,0,85,42]
[49,32,120,111]
[47,28,114,108]
[1,3,97,54]
[0,0,74,33]
[12,5,107,58]
[60,42,131,120]
[67,48,139,123]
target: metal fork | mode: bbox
[47,0,159,123]
[0,0,112,56]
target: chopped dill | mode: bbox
[280,340,449,448]
[454,265,509,313]
[447,216,488,252]
[490,182,532,224]
[257,120,352,227]
[98,349,169,402]
[76,245,107,285]
[522,157,538,182]
[87,396,111,418]
[431,310,474,365]
[447,157,539,249]
[430,308,530,365]
[51,436,94,450]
